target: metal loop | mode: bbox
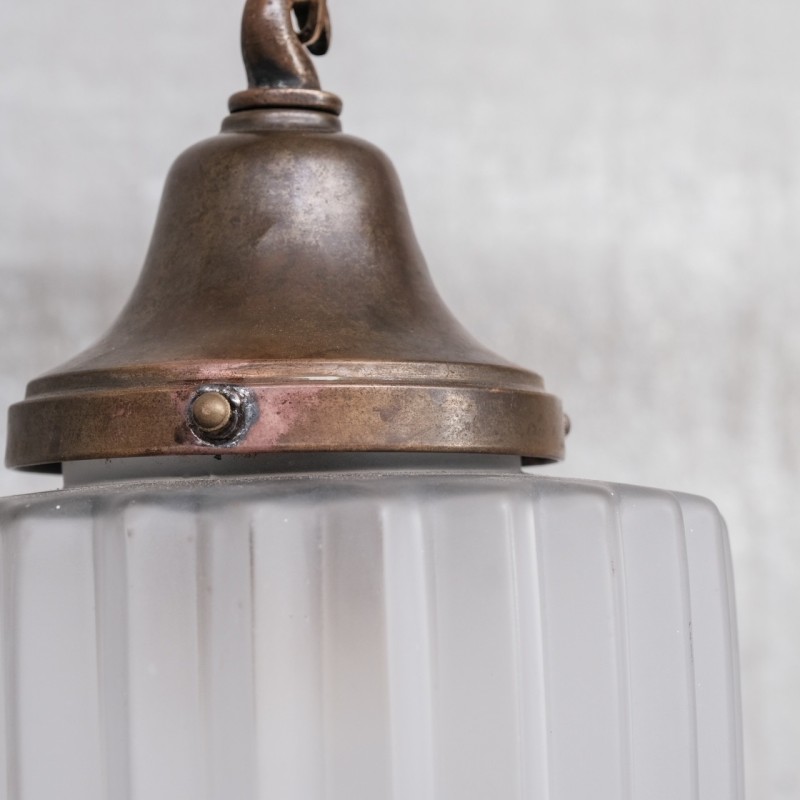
[293,0,330,53]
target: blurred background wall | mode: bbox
[1,0,798,796]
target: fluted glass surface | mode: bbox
[0,465,743,800]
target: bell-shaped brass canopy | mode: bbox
[5,0,566,471]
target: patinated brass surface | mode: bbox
[5,0,566,471]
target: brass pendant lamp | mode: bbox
[6,0,566,472]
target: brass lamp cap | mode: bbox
[5,0,566,471]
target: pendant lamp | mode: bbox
[1,1,744,798]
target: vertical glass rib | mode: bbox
[123,500,204,800]
[427,489,522,800]
[534,482,625,800]
[250,498,324,798]
[618,488,699,800]
[509,490,550,800]
[381,499,436,800]
[196,500,257,800]
[93,497,132,800]
[608,488,634,800]
[678,493,744,799]
[320,497,391,800]
[721,516,746,800]
[675,496,702,800]
[15,503,103,799]
[523,486,554,800]
[0,511,18,800]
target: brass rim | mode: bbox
[7,382,565,471]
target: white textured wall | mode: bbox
[1,0,798,796]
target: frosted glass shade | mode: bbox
[0,463,743,799]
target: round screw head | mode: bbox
[191,391,233,433]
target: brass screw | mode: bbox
[191,391,233,434]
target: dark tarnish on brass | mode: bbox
[5,0,567,472]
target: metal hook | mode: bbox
[230,0,341,114]
[294,0,330,55]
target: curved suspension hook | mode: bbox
[230,0,341,114]
[240,0,330,90]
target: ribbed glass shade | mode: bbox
[0,463,743,799]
